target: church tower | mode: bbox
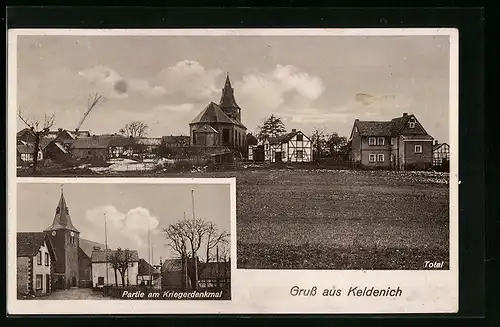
[44,185,80,289]
[219,73,242,123]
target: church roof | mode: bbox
[44,188,79,233]
[190,102,244,127]
[79,239,106,258]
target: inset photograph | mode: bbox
[16,182,232,300]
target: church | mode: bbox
[189,74,247,154]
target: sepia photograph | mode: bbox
[15,181,232,300]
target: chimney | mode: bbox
[403,113,408,117]
[93,246,101,251]
[355,119,359,121]
[292,129,297,133]
[58,128,63,132]
[434,140,439,145]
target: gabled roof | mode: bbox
[17,144,36,154]
[17,128,35,137]
[91,249,139,263]
[44,189,79,233]
[162,258,183,272]
[17,232,57,261]
[433,142,449,151]
[79,238,106,258]
[138,258,160,276]
[354,121,393,137]
[136,138,162,146]
[190,102,238,125]
[71,136,111,149]
[265,130,309,144]
[352,113,432,138]
[196,124,219,133]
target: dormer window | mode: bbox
[409,118,416,129]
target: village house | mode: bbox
[17,232,57,297]
[262,129,313,163]
[189,74,247,154]
[160,258,230,291]
[78,239,105,288]
[349,113,434,170]
[136,137,162,156]
[16,144,43,164]
[90,248,139,288]
[433,140,450,169]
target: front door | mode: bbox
[72,276,77,287]
[46,274,50,293]
[275,152,282,163]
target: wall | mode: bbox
[282,133,313,163]
[78,248,92,287]
[403,140,433,170]
[32,241,52,295]
[350,126,362,164]
[92,262,139,287]
[17,257,30,296]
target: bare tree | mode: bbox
[114,248,134,288]
[17,109,55,174]
[119,121,149,138]
[310,127,327,161]
[108,251,121,287]
[205,222,230,264]
[164,221,189,290]
[181,218,210,290]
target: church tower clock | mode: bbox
[44,185,80,289]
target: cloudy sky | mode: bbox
[17,183,231,265]
[16,34,450,142]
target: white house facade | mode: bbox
[91,250,139,287]
[263,129,313,163]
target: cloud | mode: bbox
[78,66,165,99]
[84,205,159,249]
[156,60,223,100]
[235,64,325,114]
[154,103,194,112]
[355,93,396,106]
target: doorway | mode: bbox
[46,274,50,293]
[72,276,77,287]
[275,152,282,163]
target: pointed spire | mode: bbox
[219,72,241,122]
[224,72,232,89]
[44,185,79,233]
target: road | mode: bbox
[39,288,110,300]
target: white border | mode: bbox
[7,28,459,315]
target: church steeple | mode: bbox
[44,185,79,233]
[219,72,241,122]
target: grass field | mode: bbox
[21,166,450,270]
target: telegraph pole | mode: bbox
[104,213,109,289]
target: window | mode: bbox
[390,138,394,145]
[409,120,415,129]
[98,277,104,286]
[377,154,384,162]
[296,150,303,159]
[45,252,49,266]
[296,134,303,141]
[192,131,197,145]
[377,137,385,145]
[37,251,42,265]
[355,126,359,133]
[222,129,230,144]
[36,274,43,290]
[282,151,286,159]
[368,137,376,146]
[369,154,376,162]
[415,145,422,153]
